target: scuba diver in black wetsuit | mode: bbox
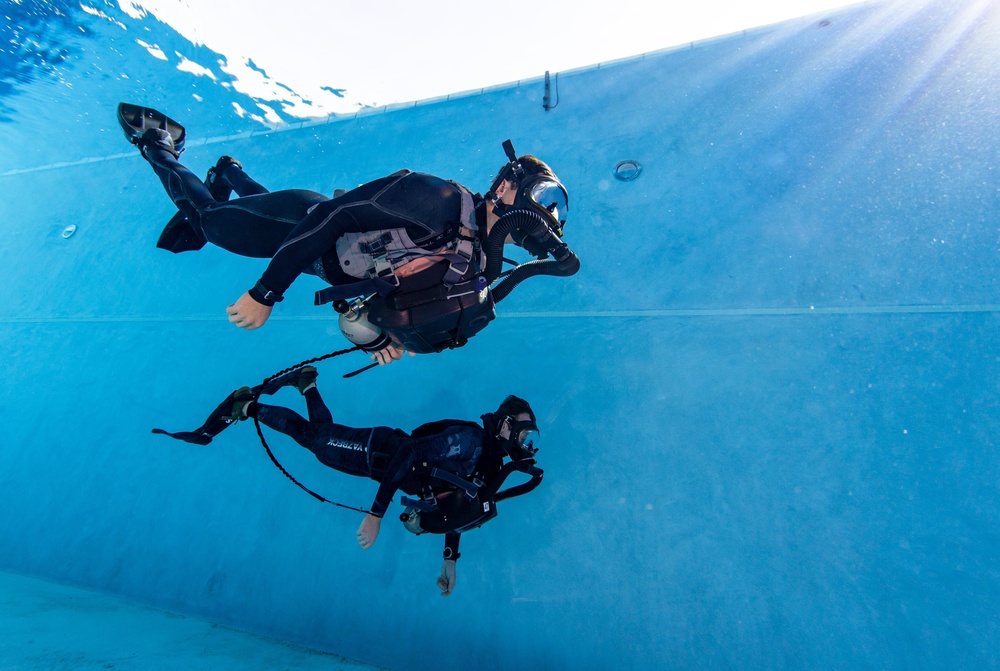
[153,367,544,597]
[117,103,581,366]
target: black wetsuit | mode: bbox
[143,146,468,302]
[251,387,507,559]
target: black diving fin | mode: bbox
[152,368,319,445]
[117,102,186,152]
[118,103,202,252]
[157,211,206,253]
[152,392,236,445]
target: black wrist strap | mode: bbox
[249,280,283,306]
[443,531,461,562]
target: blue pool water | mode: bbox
[1,1,998,669]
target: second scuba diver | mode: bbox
[153,366,544,597]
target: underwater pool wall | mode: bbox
[1,0,998,668]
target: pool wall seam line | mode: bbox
[1,303,998,324]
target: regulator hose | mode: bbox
[483,209,581,303]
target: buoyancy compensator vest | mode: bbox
[317,183,497,354]
[396,420,544,535]
[399,458,544,535]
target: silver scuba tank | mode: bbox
[337,297,393,352]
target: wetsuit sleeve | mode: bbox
[443,532,461,561]
[255,201,346,301]
[369,439,416,518]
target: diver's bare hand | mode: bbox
[357,514,382,550]
[436,560,457,596]
[227,292,272,330]
[371,343,416,366]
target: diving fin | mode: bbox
[152,368,320,444]
[117,102,186,152]
[157,211,206,253]
[152,391,240,445]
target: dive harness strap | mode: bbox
[400,496,436,512]
[441,187,479,287]
[314,277,398,306]
[313,188,479,306]
[389,276,486,310]
[400,459,542,512]
[430,468,483,498]
[400,470,482,510]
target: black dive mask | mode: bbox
[487,140,569,240]
[504,417,540,461]
[518,176,568,237]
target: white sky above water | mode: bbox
[116,0,864,117]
